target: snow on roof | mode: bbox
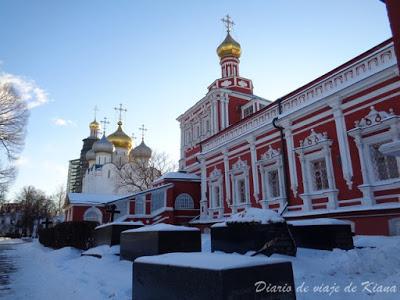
[211,208,284,227]
[153,171,200,184]
[287,218,352,226]
[135,252,288,270]
[95,221,144,230]
[67,193,131,205]
[122,223,199,233]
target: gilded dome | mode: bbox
[89,120,100,129]
[217,32,241,59]
[130,140,152,160]
[85,149,96,161]
[107,121,133,150]
[92,134,114,153]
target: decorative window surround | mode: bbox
[348,106,400,206]
[295,129,338,211]
[256,145,286,210]
[229,157,251,213]
[207,167,224,218]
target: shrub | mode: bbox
[38,221,98,250]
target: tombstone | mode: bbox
[211,208,297,257]
[120,224,201,261]
[94,221,144,246]
[133,252,296,300]
[287,218,354,250]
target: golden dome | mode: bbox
[217,32,241,59]
[107,121,133,150]
[89,120,100,129]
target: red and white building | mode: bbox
[177,23,400,235]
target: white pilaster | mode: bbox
[247,135,260,202]
[198,155,208,219]
[330,98,353,189]
[222,148,231,205]
[281,120,298,196]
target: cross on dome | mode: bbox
[139,124,148,141]
[221,14,235,33]
[114,103,127,123]
[93,105,99,120]
[100,117,110,134]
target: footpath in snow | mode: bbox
[2,235,400,300]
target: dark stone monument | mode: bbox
[211,222,297,257]
[288,220,354,250]
[120,225,201,261]
[133,253,296,300]
[94,222,143,246]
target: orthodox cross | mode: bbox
[114,103,127,122]
[221,14,235,33]
[41,217,53,229]
[138,124,147,141]
[93,105,99,120]
[100,117,110,135]
[105,204,120,222]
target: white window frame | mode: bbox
[208,167,224,218]
[83,206,103,224]
[151,190,166,214]
[348,106,400,205]
[229,158,250,212]
[296,129,338,211]
[257,145,286,209]
[135,195,146,215]
[175,193,194,210]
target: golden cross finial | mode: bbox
[100,117,110,135]
[114,103,127,122]
[138,124,147,141]
[221,14,235,33]
[93,105,99,120]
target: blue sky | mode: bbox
[0,0,391,198]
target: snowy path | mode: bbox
[0,244,17,298]
[5,242,132,300]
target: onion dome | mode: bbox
[92,134,113,153]
[217,32,241,59]
[89,119,100,130]
[130,140,152,160]
[85,149,96,161]
[107,121,133,150]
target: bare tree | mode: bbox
[116,151,177,192]
[0,83,29,194]
[50,184,66,216]
[15,186,55,235]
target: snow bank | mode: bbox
[95,221,144,230]
[0,237,25,245]
[212,208,284,227]
[135,252,288,270]
[82,245,120,257]
[123,223,199,233]
[287,218,352,226]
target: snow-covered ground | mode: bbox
[1,235,400,299]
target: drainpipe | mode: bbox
[272,98,290,215]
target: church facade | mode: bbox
[177,20,400,235]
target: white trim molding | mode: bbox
[296,129,338,211]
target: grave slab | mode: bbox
[133,252,296,300]
[94,221,143,246]
[287,218,354,250]
[120,223,201,261]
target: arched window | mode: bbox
[83,207,102,223]
[175,193,194,210]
